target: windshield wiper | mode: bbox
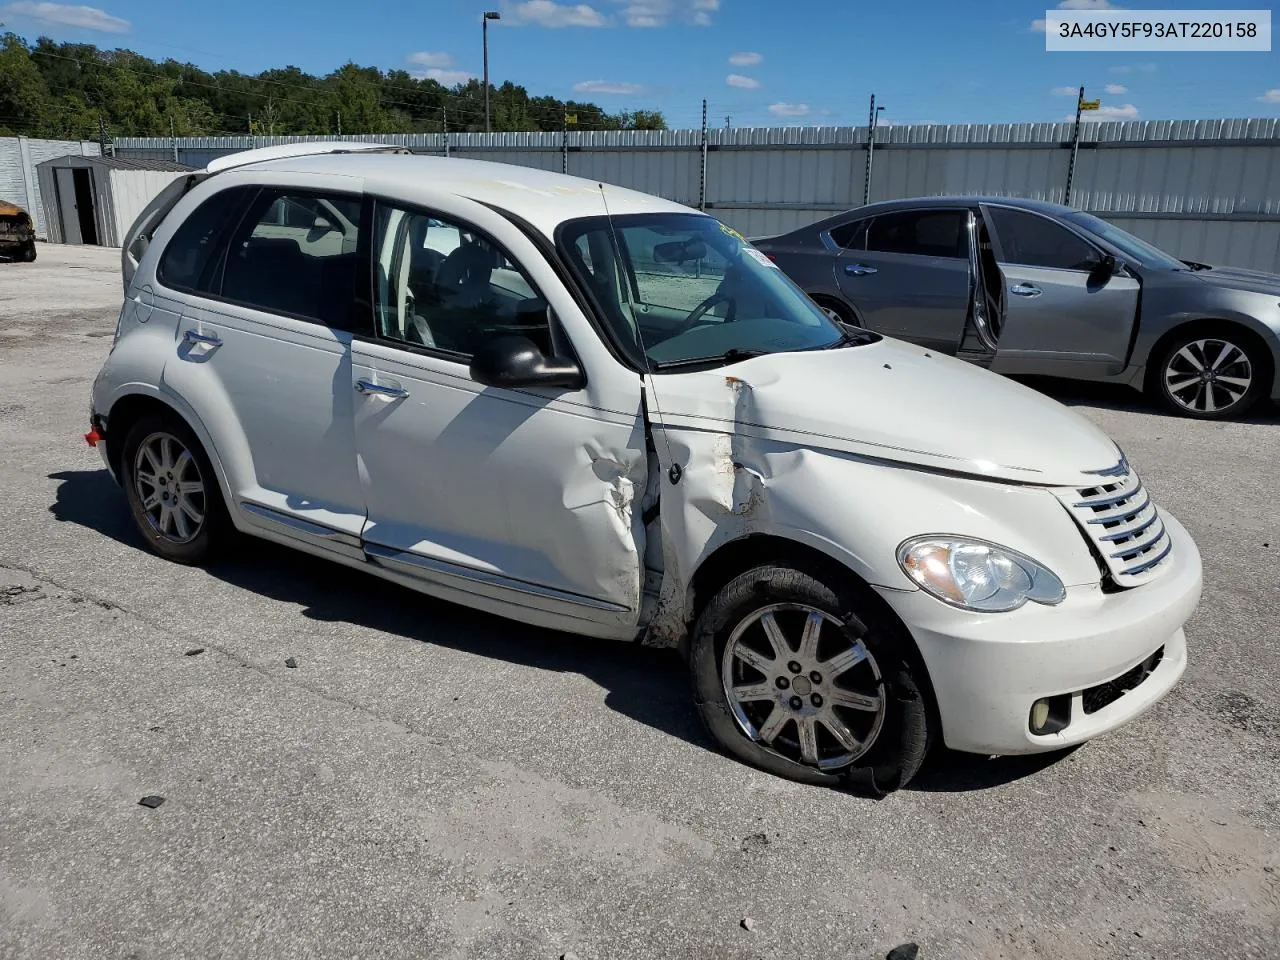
[1181,259,1211,271]
[825,326,877,349]
[649,348,768,371]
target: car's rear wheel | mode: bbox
[689,563,932,793]
[810,295,855,326]
[1150,328,1271,419]
[120,412,229,564]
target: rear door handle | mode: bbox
[1010,283,1042,297]
[355,379,409,399]
[183,329,222,346]
[844,263,878,276]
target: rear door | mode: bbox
[833,208,972,352]
[158,178,369,556]
[983,204,1140,377]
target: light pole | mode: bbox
[483,10,501,133]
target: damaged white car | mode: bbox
[90,144,1203,791]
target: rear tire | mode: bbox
[810,295,855,326]
[1149,327,1271,420]
[689,563,932,794]
[120,412,230,564]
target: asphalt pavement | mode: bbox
[1,244,1277,960]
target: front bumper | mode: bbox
[877,511,1202,755]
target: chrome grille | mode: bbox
[1055,467,1172,588]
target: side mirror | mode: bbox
[1089,253,1117,283]
[470,335,585,390]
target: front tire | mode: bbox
[1150,328,1271,419]
[120,413,229,564]
[19,241,36,263]
[690,564,932,794]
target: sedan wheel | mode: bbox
[1157,333,1267,419]
[722,602,886,770]
[133,431,207,543]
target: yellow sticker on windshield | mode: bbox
[718,221,745,241]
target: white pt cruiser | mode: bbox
[90,143,1202,792]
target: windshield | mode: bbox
[1063,212,1186,271]
[557,213,844,369]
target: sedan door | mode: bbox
[833,208,972,353]
[349,196,648,640]
[983,204,1140,378]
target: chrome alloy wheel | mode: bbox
[821,305,844,323]
[1163,338,1254,415]
[133,431,207,543]
[721,603,886,770]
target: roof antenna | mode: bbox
[597,182,679,483]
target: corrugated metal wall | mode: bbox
[113,119,1280,271]
[106,168,188,247]
[0,137,101,237]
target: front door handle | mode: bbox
[183,329,222,347]
[1010,283,1042,297]
[844,263,878,276]
[355,379,409,399]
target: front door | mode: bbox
[833,207,972,353]
[349,196,647,638]
[158,182,368,554]
[55,167,82,244]
[983,204,1141,378]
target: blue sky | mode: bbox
[2,0,1277,128]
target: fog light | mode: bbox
[1029,694,1071,735]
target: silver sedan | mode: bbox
[753,197,1280,419]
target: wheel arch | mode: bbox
[686,533,941,726]
[1143,317,1278,395]
[105,389,238,515]
[807,291,862,326]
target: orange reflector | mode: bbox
[84,427,101,447]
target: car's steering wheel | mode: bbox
[677,291,734,333]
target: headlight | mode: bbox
[897,536,1065,613]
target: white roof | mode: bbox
[232,152,695,237]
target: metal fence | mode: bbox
[108,119,1280,272]
[0,137,102,237]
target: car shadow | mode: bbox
[1012,375,1280,423]
[49,466,1074,796]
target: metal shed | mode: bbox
[35,155,193,247]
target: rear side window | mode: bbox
[986,207,1101,271]
[157,187,253,293]
[828,219,868,250]
[220,189,364,328]
[865,210,967,259]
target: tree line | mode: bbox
[0,34,668,140]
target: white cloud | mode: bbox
[728,51,762,66]
[506,0,607,27]
[407,52,455,69]
[573,79,644,95]
[768,102,810,117]
[617,0,718,27]
[1067,103,1140,120]
[1257,89,1280,103]
[726,74,760,89]
[1110,62,1156,74]
[1051,86,1080,96]
[0,1,130,32]
[1105,83,1127,95]
[1030,18,1046,32]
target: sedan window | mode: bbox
[987,207,1101,272]
[371,203,549,359]
[864,210,967,259]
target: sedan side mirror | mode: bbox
[470,335,585,390]
[1089,253,1117,284]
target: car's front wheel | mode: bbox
[120,412,229,564]
[689,563,932,793]
[19,241,36,263]
[1151,328,1271,419]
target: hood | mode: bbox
[646,338,1123,488]
[1192,265,1280,296]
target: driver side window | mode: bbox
[371,203,550,359]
